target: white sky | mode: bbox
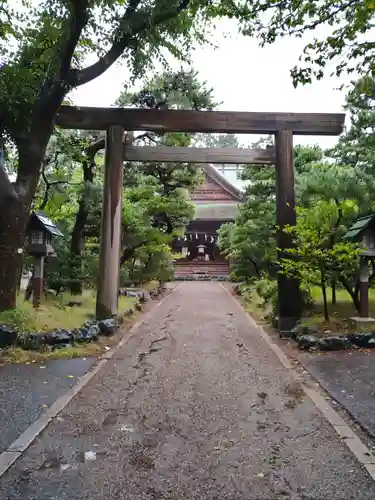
[70,19,352,150]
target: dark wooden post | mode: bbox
[96,125,124,319]
[359,256,369,318]
[275,129,302,331]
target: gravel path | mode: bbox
[0,282,374,499]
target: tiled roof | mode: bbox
[193,202,239,221]
[202,164,243,201]
[34,212,64,237]
[343,214,375,240]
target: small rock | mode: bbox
[121,290,140,298]
[140,290,151,302]
[279,329,295,339]
[289,324,301,339]
[0,324,17,348]
[22,332,44,350]
[300,325,320,336]
[318,336,352,351]
[84,451,96,461]
[298,334,319,350]
[43,329,74,346]
[98,318,118,336]
[348,332,375,348]
[271,315,279,329]
[86,324,100,340]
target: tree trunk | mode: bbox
[69,146,100,295]
[69,198,89,295]
[340,277,360,312]
[321,268,329,321]
[120,246,139,267]
[0,197,29,310]
[331,278,336,305]
[0,137,49,311]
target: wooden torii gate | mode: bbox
[56,107,345,329]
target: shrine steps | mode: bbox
[173,261,229,281]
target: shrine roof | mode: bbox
[194,202,239,221]
[201,163,243,201]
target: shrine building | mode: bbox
[172,164,244,280]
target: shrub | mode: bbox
[0,305,36,332]
[255,278,278,310]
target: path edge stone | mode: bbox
[0,286,178,479]
[221,284,375,482]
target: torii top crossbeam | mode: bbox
[56,106,345,136]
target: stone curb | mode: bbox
[0,285,177,479]
[221,284,375,482]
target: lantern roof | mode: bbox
[31,211,64,237]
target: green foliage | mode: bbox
[29,68,215,290]
[255,277,278,310]
[279,201,361,319]
[217,74,375,323]
[1,0,260,312]
[218,136,278,281]
[115,68,215,283]
[329,75,375,204]
[0,304,35,332]
[281,202,360,277]
[237,0,375,85]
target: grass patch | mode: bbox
[0,290,137,333]
[300,286,375,336]
[0,290,139,364]
[0,311,141,365]
[142,280,159,292]
[240,282,375,337]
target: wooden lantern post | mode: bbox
[24,212,63,308]
[359,256,369,318]
[33,256,45,308]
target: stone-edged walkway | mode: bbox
[0,357,96,453]
[0,282,374,499]
[300,348,375,440]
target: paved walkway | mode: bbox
[300,349,375,440]
[0,358,96,453]
[0,282,374,499]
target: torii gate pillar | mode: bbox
[275,130,302,330]
[96,125,124,319]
